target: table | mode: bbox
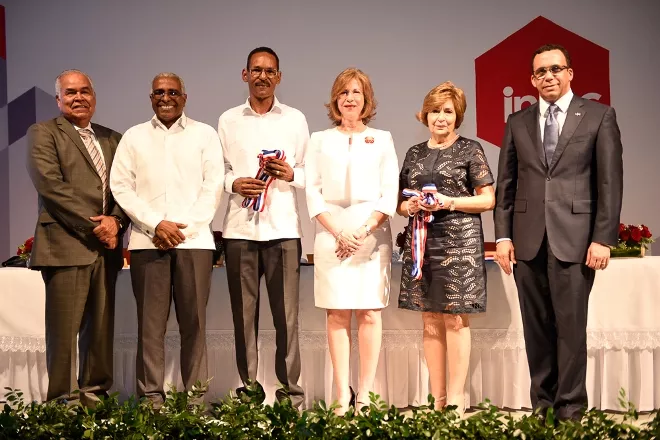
[1,258,659,410]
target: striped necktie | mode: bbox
[79,128,109,214]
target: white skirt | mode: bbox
[313,201,392,309]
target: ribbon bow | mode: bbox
[242,149,287,212]
[402,184,442,280]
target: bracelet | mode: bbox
[361,224,372,236]
[112,215,123,230]
[406,203,414,217]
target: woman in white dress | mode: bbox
[306,68,399,415]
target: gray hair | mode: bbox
[55,69,95,97]
[151,72,186,94]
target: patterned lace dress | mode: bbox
[398,137,494,314]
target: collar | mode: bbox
[241,96,282,116]
[151,112,188,130]
[539,89,574,117]
[74,124,94,134]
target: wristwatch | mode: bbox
[112,215,124,230]
[362,224,373,236]
[448,199,456,212]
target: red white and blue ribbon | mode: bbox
[402,184,442,280]
[242,149,287,212]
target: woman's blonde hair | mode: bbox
[325,68,377,126]
[417,81,467,128]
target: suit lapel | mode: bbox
[523,103,546,168]
[549,96,586,172]
[57,116,98,172]
[92,123,112,165]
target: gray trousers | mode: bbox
[42,255,120,406]
[224,238,304,407]
[130,248,213,404]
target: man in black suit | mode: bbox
[494,44,623,421]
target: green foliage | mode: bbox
[0,385,658,439]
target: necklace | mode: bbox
[428,133,459,150]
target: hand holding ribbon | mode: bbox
[402,184,442,279]
[242,149,287,212]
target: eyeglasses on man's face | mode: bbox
[533,65,569,80]
[151,89,184,98]
[248,68,279,79]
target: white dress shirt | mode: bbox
[538,89,573,141]
[218,97,309,241]
[110,113,224,250]
[74,124,105,167]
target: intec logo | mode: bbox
[475,16,610,147]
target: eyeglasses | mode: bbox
[248,68,279,79]
[533,65,569,80]
[151,89,184,98]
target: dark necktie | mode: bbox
[79,128,109,214]
[543,104,559,166]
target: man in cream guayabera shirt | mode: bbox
[219,47,309,408]
[110,73,224,407]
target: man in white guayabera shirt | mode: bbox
[218,47,309,408]
[110,72,224,408]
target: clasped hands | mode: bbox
[90,215,120,249]
[335,227,369,260]
[232,159,294,198]
[152,220,188,251]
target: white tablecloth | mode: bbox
[1,258,659,410]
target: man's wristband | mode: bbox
[111,215,123,231]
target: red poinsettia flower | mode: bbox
[23,237,34,253]
[629,226,642,243]
[619,228,630,242]
[641,225,652,239]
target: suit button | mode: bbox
[97,185,102,190]
[546,177,551,181]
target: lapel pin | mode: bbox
[365,136,375,144]
[575,112,581,116]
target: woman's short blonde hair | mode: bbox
[417,81,467,128]
[325,68,377,126]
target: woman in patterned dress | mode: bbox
[306,68,399,415]
[397,81,495,416]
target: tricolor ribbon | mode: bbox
[242,149,287,212]
[402,184,442,280]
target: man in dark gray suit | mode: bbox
[27,69,128,406]
[494,44,623,421]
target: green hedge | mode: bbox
[1,383,658,439]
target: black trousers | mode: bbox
[224,238,304,408]
[130,248,213,404]
[513,234,595,420]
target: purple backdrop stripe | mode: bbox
[0,5,5,60]
[0,147,8,261]
[0,58,6,107]
[8,87,37,145]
